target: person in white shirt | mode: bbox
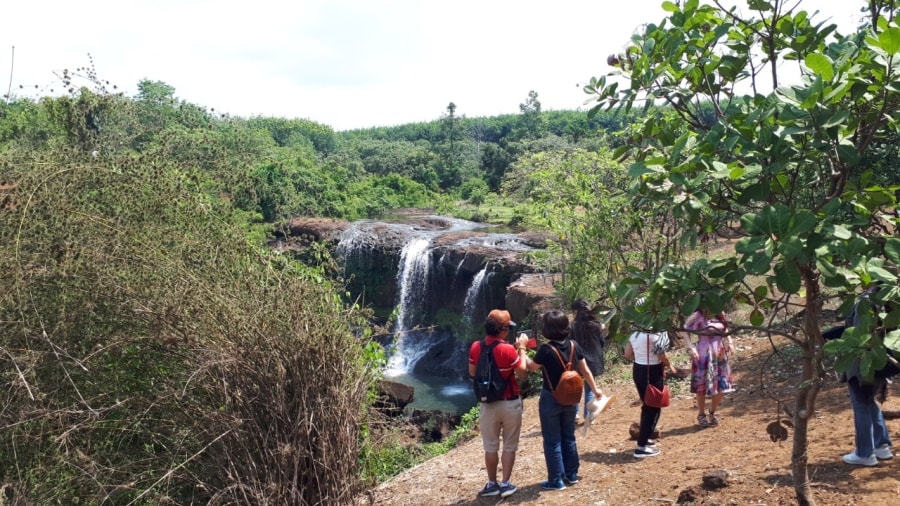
[624,328,677,457]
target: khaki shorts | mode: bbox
[479,397,524,453]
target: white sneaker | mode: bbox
[874,444,893,460]
[842,452,877,466]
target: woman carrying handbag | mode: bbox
[624,327,677,458]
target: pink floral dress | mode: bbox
[685,310,734,395]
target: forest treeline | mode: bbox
[2,78,633,225]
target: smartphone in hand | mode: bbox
[519,329,538,349]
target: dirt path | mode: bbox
[361,333,899,505]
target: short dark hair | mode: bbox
[571,299,589,311]
[541,310,570,341]
[485,318,505,336]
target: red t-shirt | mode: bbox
[469,336,521,398]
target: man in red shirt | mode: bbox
[468,309,527,498]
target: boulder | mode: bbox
[408,409,463,443]
[701,469,730,490]
[506,273,563,328]
[374,380,415,417]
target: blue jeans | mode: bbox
[582,379,593,418]
[848,378,891,458]
[538,388,578,481]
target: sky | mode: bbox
[3,1,864,131]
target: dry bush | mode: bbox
[0,136,377,504]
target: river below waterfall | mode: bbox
[384,371,476,414]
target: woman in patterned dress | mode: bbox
[684,307,734,426]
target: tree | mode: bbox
[136,79,176,105]
[584,1,900,504]
[515,90,547,139]
[503,147,630,303]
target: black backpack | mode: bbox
[473,340,509,403]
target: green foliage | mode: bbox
[246,116,337,153]
[586,0,900,343]
[457,177,489,204]
[502,147,632,303]
[584,0,900,501]
[0,112,380,504]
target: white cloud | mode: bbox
[2,0,863,130]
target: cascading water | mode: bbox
[385,237,432,376]
[462,266,487,328]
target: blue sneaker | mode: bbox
[540,479,567,491]
[498,482,517,498]
[478,482,500,497]
[564,474,580,485]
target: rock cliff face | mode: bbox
[272,216,558,380]
[274,217,552,319]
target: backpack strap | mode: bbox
[550,339,574,369]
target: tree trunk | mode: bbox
[791,385,815,506]
[792,266,825,505]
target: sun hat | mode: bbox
[582,394,617,436]
[487,309,516,327]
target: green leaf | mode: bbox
[736,235,766,253]
[885,237,900,263]
[832,353,858,373]
[788,210,816,236]
[740,181,771,203]
[868,266,897,282]
[830,224,852,240]
[753,285,768,301]
[661,1,680,12]
[628,162,655,178]
[754,205,791,238]
[837,143,860,167]
[682,292,701,316]
[744,251,773,275]
[860,352,874,379]
[822,110,850,128]
[739,214,761,235]
[885,330,900,352]
[823,339,849,355]
[803,53,834,81]
[777,236,804,260]
[875,26,900,54]
[774,260,801,293]
[750,308,765,326]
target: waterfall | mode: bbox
[329,216,538,412]
[462,266,487,325]
[385,237,432,376]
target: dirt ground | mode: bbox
[360,332,900,506]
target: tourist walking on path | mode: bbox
[624,328,677,457]
[516,310,606,491]
[468,309,527,498]
[831,286,895,466]
[570,299,607,425]
[684,307,734,427]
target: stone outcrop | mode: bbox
[374,380,415,417]
[505,273,563,328]
[272,216,553,325]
